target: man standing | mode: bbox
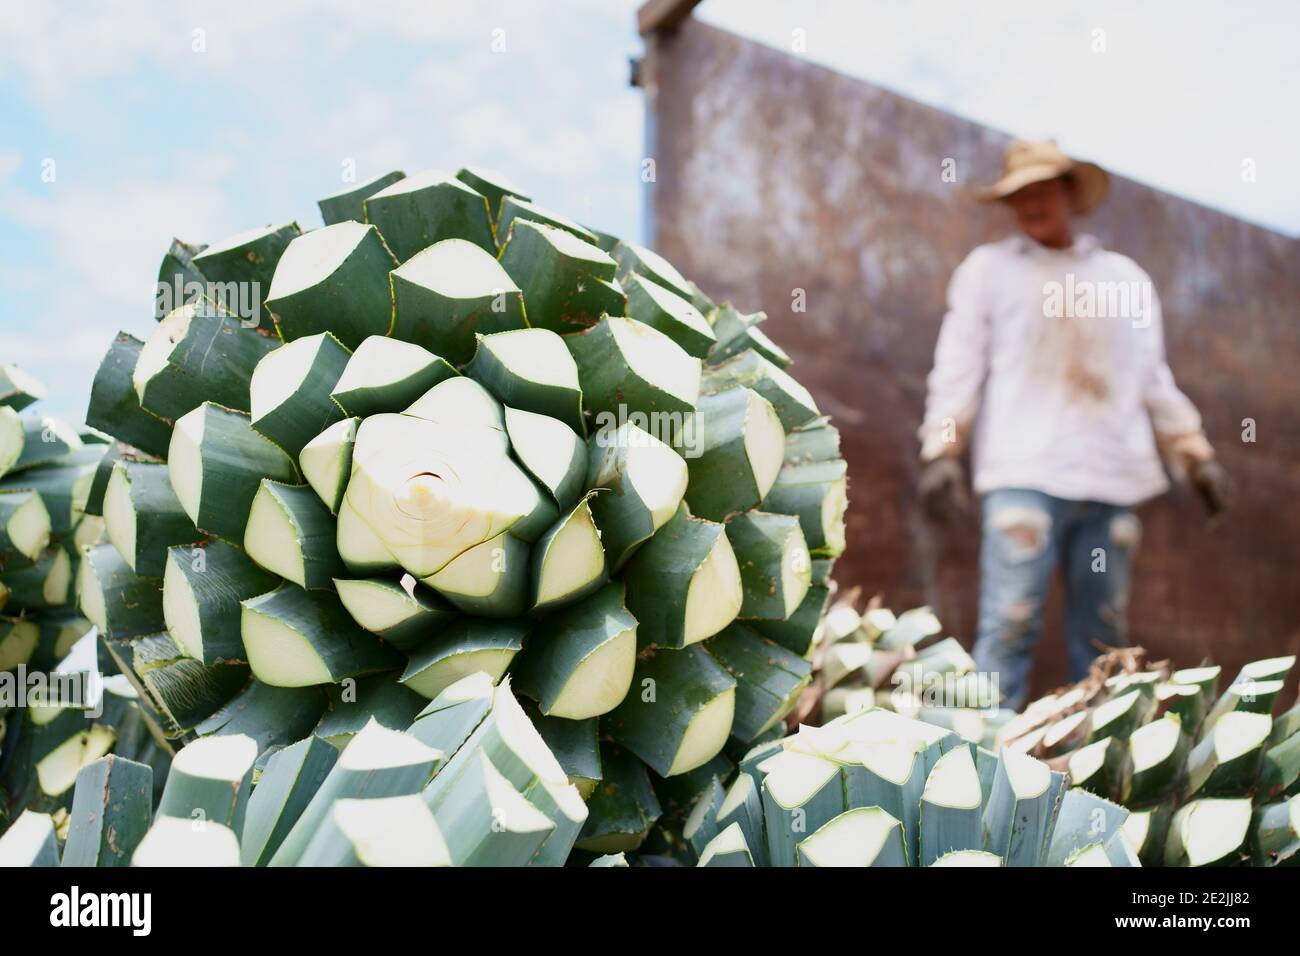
[918,140,1232,709]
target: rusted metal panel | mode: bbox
[645,19,1300,700]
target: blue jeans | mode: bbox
[971,488,1140,710]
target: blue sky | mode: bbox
[2,0,1296,424]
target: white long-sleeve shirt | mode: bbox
[919,234,1207,506]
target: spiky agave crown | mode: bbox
[67,166,847,855]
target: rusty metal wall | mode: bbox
[643,19,1300,699]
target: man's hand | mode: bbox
[918,457,970,524]
[1188,458,1234,519]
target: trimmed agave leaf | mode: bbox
[318,170,405,226]
[329,336,457,419]
[264,222,395,347]
[499,219,624,333]
[466,328,585,435]
[512,582,636,720]
[389,238,527,365]
[363,169,496,261]
[797,806,908,867]
[605,644,736,779]
[567,315,700,420]
[622,506,742,649]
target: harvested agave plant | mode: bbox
[807,591,1013,749]
[4,165,845,862]
[997,649,1299,867]
[662,706,1135,867]
[0,673,588,866]
[0,364,140,827]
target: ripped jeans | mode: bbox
[971,488,1140,710]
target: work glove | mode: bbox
[918,457,970,524]
[1187,458,1234,519]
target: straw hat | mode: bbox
[977,139,1109,214]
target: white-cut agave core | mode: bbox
[638,277,713,338]
[780,529,811,616]
[334,579,419,633]
[491,682,569,785]
[334,796,451,867]
[167,407,207,525]
[931,850,1002,867]
[1131,718,1182,773]
[619,426,688,529]
[742,390,785,500]
[481,756,554,834]
[765,750,841,808]
[42,549,72,604]
[1093,690,1140,729]
[173,733,257,781]
[244,485,306,585]
[535,506,605,607]
[717,772,755,819]
[424,534,507,599]
[300,417,356,512]
[266,222,366,302]
[481,328,578,387]
[76,557,107,631]
[1180,799,1252,867]
[0,811,54,866]
[0,621,39,672]
[163,553,204,660]
[851,741,920,786]
[1068,738,1111,781]
[73,514,104,550]
[133,817,240,867]
[250,336,326,425]
[0,409,23,474]
[697,822,750,865]
[6,493,51,560]
[1122,810,1151,853]
[102,466,138,570]
[346,414,537,576]
[1213,711,1273,761]
[682,531,742,645]
[801,807,901,867]
[1003,749,1052,799]
[335,337,437,394]
[1042,709,1089,749]
[405,648,515,701]
[133,304,196,400]
[404,377,505,434]
[922,746,982,809]
[395,237,517,299]
[610,317,700,407]
[668,687,736,777]
[821,474,849,554]
[336,497,398,571]
[548,626,635,720]
[532,220,612,267]
[36,725,115,797]
[1172,665,1220,686]
[2,364,46,402]
[242,606,332,687]
[339,720,439,772]
[504,407,581,499]
[1240,656,1295,680]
